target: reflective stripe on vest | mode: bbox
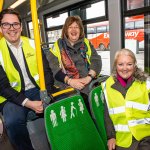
[109,106,125,114]
[10,82,18,88]
[126,101,149,111]
[128,118,150,127]
[146,80,150,90]
[114,124,130,132]
[33,74,39,81]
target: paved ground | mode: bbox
[98,50,144,75]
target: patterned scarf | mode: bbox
[61,40,89,79]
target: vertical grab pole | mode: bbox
[30,0,45,90]
[0,0,4,39]
[0,0,3,11]
[30,0,50,104]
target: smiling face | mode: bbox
[116,54,135,79]
[0,14,22,47]
[67,22,80,45]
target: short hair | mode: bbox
[61,16,84,39]
[0,8,21,24]
[112,48,147,82]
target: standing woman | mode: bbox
[46,16,102,108]
[102,49,150,150]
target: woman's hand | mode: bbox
[24,100,43,113]
[80,76,92,85]
[108,138,116,150]
[68,78,85,90]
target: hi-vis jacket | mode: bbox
[0,36,39,104]
[50,38,92,70]
[102,76,150,148]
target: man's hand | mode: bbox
[24,100,43,113]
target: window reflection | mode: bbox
[46,13,68,28]
[124,15,144,70]
[28,20,41,39]
[47,29,62,48]
[144,14,150,74]
[127,0,144,10]
[86,1,105,19]
[87,21,109,51]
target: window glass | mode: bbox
[145,14,150,73]
[86,1,105,19]
[86,21,110,75]
[87,27,96,34]
[87,21,109,51]
[127,0,144,10]
[135,20,144,29]
[47,29,62,48]
[124,15,144,70]
[28,20,40,39]
[97,26,107,33]
[46,13,68,28]
[28,22,34,39]
[125,22,134,30]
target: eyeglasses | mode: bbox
[0,22,21,29]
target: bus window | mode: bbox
[127,0,144,10]
[28,20,41,40]
[28,22,34,39]
[46,13,68,28]
[87,21,110,51]
[46,12,68,47]
[87,15,144,52]
[97,26,107,33]
[47,29,62,48]
[125,15,144,53]
[135,20,144,29]
[86,1,105,19]
[125,22,134,30]
[87,27,96,34]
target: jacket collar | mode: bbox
[111,77,134,98]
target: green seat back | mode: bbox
[89,86,108,150]
[45,94,106,150]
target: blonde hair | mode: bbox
[61,16,84,39]
[112,48,148,82]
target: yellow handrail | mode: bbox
[52,88,75,97]
[0,0,4,39]
[0,0,4,11]
[30,0,46,91]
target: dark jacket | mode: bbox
[0,46,55,111]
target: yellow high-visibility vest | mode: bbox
[102,76,150,148]
[50,38,92,69]
[0,36,39,103]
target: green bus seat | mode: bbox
[45,94,106,150]
[88,76,109,150]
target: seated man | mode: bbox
[0,8,55,150]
